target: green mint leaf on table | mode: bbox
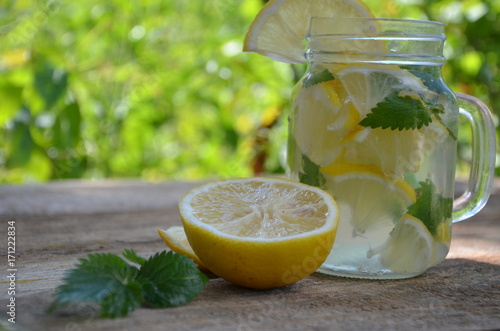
[299,154,326,188]
[303,69,335,88]
[50,250,208,318]
[49,253,143,318]
[359,92,434,130]
[123,248,147,266]
[140,251,208,308]
[407,179,453,236]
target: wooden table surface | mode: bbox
[1,179,499,331]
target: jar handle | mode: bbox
[452,93,496,222]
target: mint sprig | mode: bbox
[403,67,447,95]
[49,250,208,318]
[299,154,326,188]
[303,69,335,88]
[359,91,445,130]
[140,251,207,308]
[123,248,147,266]
[407,179,453,236]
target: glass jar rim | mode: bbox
[309,17,445,25]
[306,17,447,65]
[308,17,446,39]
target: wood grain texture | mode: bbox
[0,179,499,331]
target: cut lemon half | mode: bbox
[321,163,416,235]
[158,226,208,272]
[243,0,375,64]
[367,214,437,274]
[179,177,339,289]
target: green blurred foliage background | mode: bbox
[0,0,498,183]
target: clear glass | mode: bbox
[286,18,496,279]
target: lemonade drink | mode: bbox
[286,17,460,278]
[244,1,496,280]
[288,61,456,278]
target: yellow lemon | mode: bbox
[243,0,375,64]
[435,221,451,243]
[336,67,427,117]
[341,120,449,175]
[290,79,360,166]
[178,177,339,289]
[158,226,209,272]
[321,163,416,235]
[367,214,437,274]
[335,67,449,174]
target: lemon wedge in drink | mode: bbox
[291,79,360,166]
[178,177,339,289]
[435,221,451,243]
[334,68,449,174]
[367,214,437,274]
[342,119,449,174]
[243,0,375,64]
[336,68,412,117]
[321,163,416,235]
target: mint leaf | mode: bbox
[140,251,208,308]
[50,250,208,318]
[359,92,433,130]
[100,282,144,318]
[299,154,326,188]
[407,179,453,236]
[303,69,335,88]
[123,249,147,266]
[403,67,447,95]
[50,253,143,318]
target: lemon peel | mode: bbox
[158,226,209,272]
[243,0,375,64]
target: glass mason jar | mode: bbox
[286,18,496,279]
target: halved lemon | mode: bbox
[321,163,416,235]
[367,214,437,274]
[178,177,339,289]
[158,226,209,272]
[243,0,375,64]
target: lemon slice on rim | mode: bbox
[158,226,209,272]
[243,0,375,63]
[321,163,416,235]
[179,177,339,289]
[367,214,437,274]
